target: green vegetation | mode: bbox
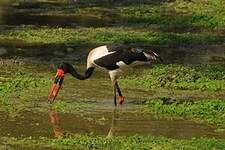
[144,98,225,127]
[0,63,50,115]
[2,135,225,150]
[1,27,224,47]
[121,0,225,30]
[122,64,225,91]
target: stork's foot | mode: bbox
[118,96,125,105]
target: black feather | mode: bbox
[94,44,147,70]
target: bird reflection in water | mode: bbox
[48,107,121,138]
[107,108,120,138]
[48,108,65,138]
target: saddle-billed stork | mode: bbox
[48,44,162,106]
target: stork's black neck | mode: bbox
[70,66,95,80]
[59,63,95,80]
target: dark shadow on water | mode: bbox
[2,13,113,27]
[1,7,218,33]
[1,42,225,64]
[10,0,176,9]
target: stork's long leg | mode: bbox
[115,81,122,97]
[113,83,117,106]
[115,81,125,105]
[109,71,124,106]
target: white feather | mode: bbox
[87,45,115,68]
[116,61,127,68]
[109,69,122,83]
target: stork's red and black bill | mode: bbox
[48,69,64,103]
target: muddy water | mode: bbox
[0,105,225,139]
[59,76,152,102]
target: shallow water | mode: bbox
[0,104,225,139]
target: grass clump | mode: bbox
[144,98,225,126]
